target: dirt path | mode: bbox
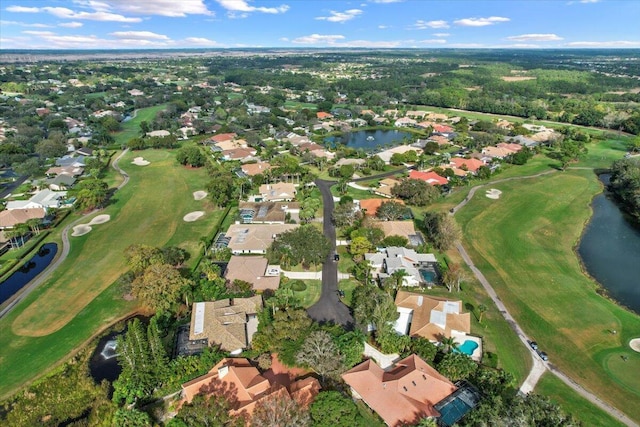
[452,171,638,427]
[0,149,131,320]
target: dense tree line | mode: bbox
[609,157,640,222]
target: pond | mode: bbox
[89,330,123,386]
[0,243,57,305]
[325,129,412,151]
[578,175,640,314]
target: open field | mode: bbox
[454,169,640,421]
[284,100,317,110]
[536,372,627,427]
[114,104,168,146]
[0,149,221,398]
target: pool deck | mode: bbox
[452,332,483,362]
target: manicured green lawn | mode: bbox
[284,100,317,110]
[338,279,360,307]
[113,104,168,146]
[0,149,221,398]
[535,372,627,427]
[454,169,640,422]
[295,279,322,307]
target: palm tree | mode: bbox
[440,336,457,354]
[26,218,41,236]
[14,223,30,247]
[478,304,487,324]
[387,269,409,298]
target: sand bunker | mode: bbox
[88,214,111,225]
[71,224,92,236]
[193,191,208,200]
[132,157,150,166]
[630,338,640,353]
[183,211,205,222]
[486,189,503,200]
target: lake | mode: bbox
[578,175,640,314]
[325,129,412,151]
[0,243,57,305]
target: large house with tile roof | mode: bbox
[342,354,457,427]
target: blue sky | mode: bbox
[1,0,638,49]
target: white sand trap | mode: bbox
[193,191,208,201]
[88,214,111,225]
[630,338,640,353]
[71,224,92,236]
[183,211,205,222]
[486,189,503,200]
[132,157,150,166]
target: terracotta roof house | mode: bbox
[433,124,454,133]
[0,208,46,229]
[225,256,281,291]
[316,111,334,120]
[426,113,449,121]
[222,147,257,162]
[188,296,263,354]
[496,142,523,153]
[211,133,238,144]
[181,357,320,423]
[427,135,452,146]
[394,291,471,342]
[359,198,404,217]
[409,170,448,186]
[225,223,299,254]
[215,138,245,151]
[406,110,427,119]
[258,183,296,202]
[481,146,513,159]
[240,162,271,177]
[449,158,484,173]
[342,354,457,427]
[238,201,300,224]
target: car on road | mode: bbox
[333,253,340,261]
[537,350,549,361]
[529,341,538,351]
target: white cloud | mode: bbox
[580,0,600,3]
[0,20,52,28]
[449,43,485,48]
[184,37,218,46]
[22,30,56,36]
[20,30,175,48]
[59,21,83,28]
[25,6,143,22]
[433,33,450,37]
[566,40,640,47]
[292,34,346,44]
[214,0,289,14]
[412,20,449,29]
[316,9,363,23]
[369,0,404,3]
[94,0,212,17]
[6,6,40,13]
[507,33,563,42]
[110,31,170,40]
[454,16,510,27]
[378,25,389,29]
[419,39,447,44]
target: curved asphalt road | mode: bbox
[306,179,354,328]
[0,149,130,319]
[452,171,638,427]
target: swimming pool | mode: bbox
[419,269,437,283]
[455,340,479,356]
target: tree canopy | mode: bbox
[267,224,331,269]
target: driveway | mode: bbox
[306,179,354,328]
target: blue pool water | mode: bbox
[419,269,437,283]
[455,340,478,356]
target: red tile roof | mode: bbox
[211,132,237,143]
[359,198,404,216]
[342,354,457,427]
[450,158,484,173]
[316,112,333,120]
[409,170,448,186]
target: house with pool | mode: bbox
[394,291,482,362]
[364,247,438,287]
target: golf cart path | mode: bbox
[0,149,130,320]
[452,171,638,427]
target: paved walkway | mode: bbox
[0,149,131,320]
[452,171,638,427]
[348,182,370,191]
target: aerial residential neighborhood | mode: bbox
[0,1,639,426]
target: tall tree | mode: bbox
[131,263,189,313]
[251,392,311,427]
[72,178,109,211]
[296,331,344,382]
[309,391,367,427]
[423,212,461,251]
